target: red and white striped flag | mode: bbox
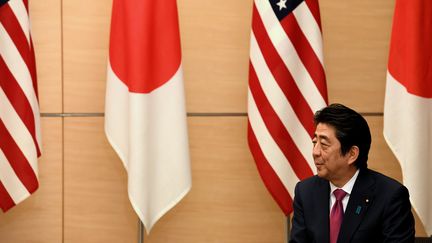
[384,0,432,235]
[247,0,327,214]
[105,0,191,232]
[0,0,41,212]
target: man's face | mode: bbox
[312,123,353,183]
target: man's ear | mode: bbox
[347,146,359,165]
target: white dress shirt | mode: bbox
[329,169,359,213]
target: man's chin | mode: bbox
[316,170,327,179]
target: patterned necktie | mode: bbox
[330,189,347,243]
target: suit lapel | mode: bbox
[338,169,375,243]
[314,177,331,243]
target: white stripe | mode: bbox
[0,149,30,204]
[0,88,38,174]
[254,0,326,112]
[250,33,316,173]
[248,89,299,196]
[7,0,31,44]
[0,23,41,151]
[384,71,432,235]
[293,1,324,64]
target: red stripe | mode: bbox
[0,182,16,212]
[304,0,322,31]
[252,4,315,136]
[0,3,36,78]
[29,39,38,98]
[280,14,328,103]
[23,0,29,12]
[248,123,293,215]
[0,121,39,194]
[0,56,41,157]
[109,0,181,93]
[249,65,314,179]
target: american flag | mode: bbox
[247,0,327,214]
[0,0,41,212]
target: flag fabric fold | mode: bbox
[104,0,191,232]
[383,0,432,235]
[0,0,41,212]
[247,0,327,214]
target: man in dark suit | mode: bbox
[289,104,415,243]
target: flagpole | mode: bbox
[138,219,144,243]
[286,215,291,243]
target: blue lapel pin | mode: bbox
[355,206,362,215]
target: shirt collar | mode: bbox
[330,169,360,195]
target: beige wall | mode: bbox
[0,0,427,242]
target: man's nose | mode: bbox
[312,143,320,157]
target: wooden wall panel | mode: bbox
[62,0,253,113]
[64,117,136,243]
[366,116,401,182]
[30,0,62,113]
[321,0,395,112]
[61,0,397,114]
[0,118,63,243]
[179,0,252,113]
[63,117,285,243]
[146,117,284,242]
[63,0,111,113]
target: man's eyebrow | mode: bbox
[313,134,330,141]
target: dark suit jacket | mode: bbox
[289,168,415,243]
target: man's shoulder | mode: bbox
[361,168,406,191]
[296,175,327,189]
